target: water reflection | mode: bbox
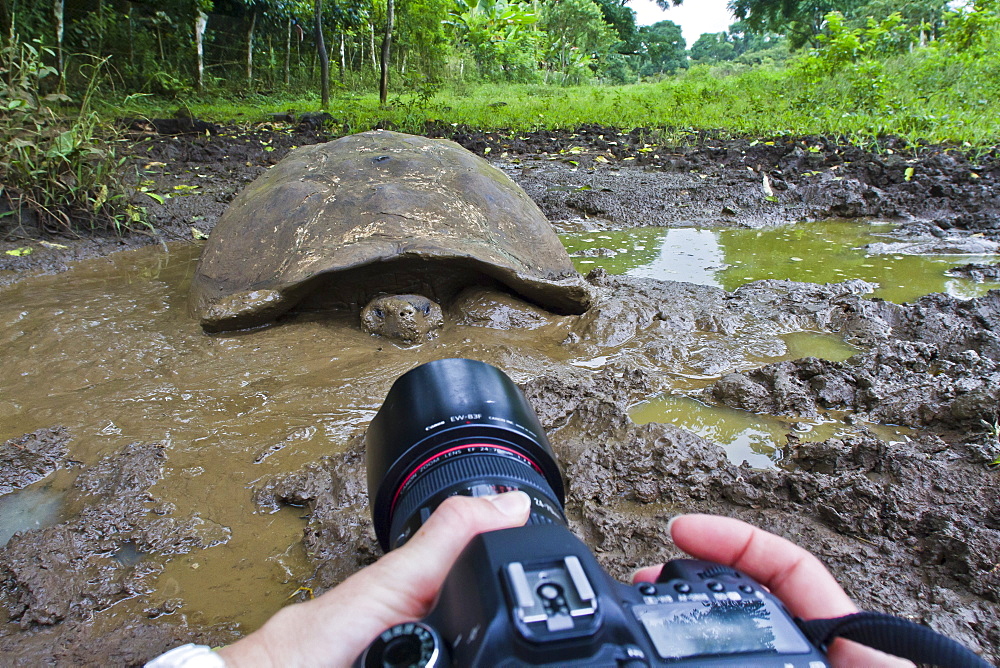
[563,220,1000,303]
[780,331,858,363]
[629,395,838,468]
[629,395,914,468]
[0,481,65,546]
[630,394,914,469]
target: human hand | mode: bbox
[632,514,914,667]
[218,491,531,668]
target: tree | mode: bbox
[379,0,393,103]
[315,0,329,107]
[690,31,735,62]
[593,0,640,53]
[940,0,1000,53]
[540,0,617,83]
[395,0,452,80]
[637,19,686,75]
[195,1,211,90]
[446,0,541,82]
[856,0,949,43]
[53,0,64,78]
[728,0,867,47]
[689,20,784,63]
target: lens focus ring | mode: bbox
[391,451,562,541]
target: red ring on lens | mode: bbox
[390,443,544,514]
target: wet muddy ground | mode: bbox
[1,125,998,665]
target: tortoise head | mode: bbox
[360,294,444,344]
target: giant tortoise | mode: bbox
[189,130,591,341]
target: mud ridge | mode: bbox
[0,440,238,663]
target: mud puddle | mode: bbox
[0,241,637,652]
[629,330,866,469]
[630,394,914,469]
[0,474,69,545]
[562,220,1000,303]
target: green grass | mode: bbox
[104,48,1000,148]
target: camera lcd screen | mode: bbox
[633,598,812,660]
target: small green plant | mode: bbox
[0,36,145,236]
[981,419,1000,469]
[386,81,442,132]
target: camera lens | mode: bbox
[366,358,566,551]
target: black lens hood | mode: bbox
[365,358,566,550]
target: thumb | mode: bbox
[371,490,533,615]
[219,492,531,668]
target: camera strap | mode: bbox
[797,611,991,668]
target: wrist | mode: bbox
[217,605,301,668]
[146,644,226,668]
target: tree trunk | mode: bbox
[53,0,64,78]
[127,5,134,69]
[96,0,105,57]
[0,0,12,40]
[195,10,208,91]
[370,23,377,71]
[379,0,394,105]
[315,0,329,108]
[245,8,257,84]
[339,32,345,80]
[284,17,291,86]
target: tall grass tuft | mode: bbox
[0,36,144,236]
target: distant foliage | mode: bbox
[940,0,1000,53]
[796,11,909,78]
[540,0,617,84]
[446,0,542,82]
[637,20,686,76]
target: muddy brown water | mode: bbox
[0,241,599,629]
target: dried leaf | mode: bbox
[762,173,774,197]
[93,185,108,212]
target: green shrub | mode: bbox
[0,36,143,235]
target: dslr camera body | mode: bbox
[358,358,829,667]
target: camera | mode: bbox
[357,358,829,667]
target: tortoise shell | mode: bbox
[190,131,591,332]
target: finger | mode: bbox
[220,492,530,668]
[665,515,914,668]
[668,514,857,619]
[631,564,662,583]
[366,490,532,616]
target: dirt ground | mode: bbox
[0,122,998,666]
